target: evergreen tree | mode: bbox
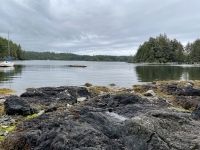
[190,39,200,63]
[133,34,185,63]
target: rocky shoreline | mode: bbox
[0,81,200,150]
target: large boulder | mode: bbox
[4,96,37,116]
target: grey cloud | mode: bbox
[0,0,200,56]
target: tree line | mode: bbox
[133,34,200,63]
[2,33,200,63]
[0,36,132,62]
[0,36,25,60]
[25,51,133,62]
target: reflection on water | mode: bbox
[0,67,15,83]
[0,65,23,85]
[135,65,200,82]
[0,61,199,95]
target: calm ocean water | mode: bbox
[0,60,199,95]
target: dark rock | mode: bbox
[4,96,37,116]
[76,87,90,97]
[2,88,200,149]
[20,86,90,108]
[88,90,99,98]
[173,96,199,110]
[45,107,57,113]
[147,97,172,108]
[164,85,200,96]
[191,107,200,120]
[20,90,44,97]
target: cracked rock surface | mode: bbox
[1,85,200,150]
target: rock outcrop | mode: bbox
[1,83,200,150]
[191,106,200,120]
[20,86,89,109]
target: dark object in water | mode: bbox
[66,65,87,68]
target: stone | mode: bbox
[2,85,200,150]
[3,131,8,136]
[45,107,57,113]
[4,96,37,116]
[144,90,156,96]
[77,97,86,102]
[191,106,200,120]
[20,86,90,109]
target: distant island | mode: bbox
[25,51,133,62]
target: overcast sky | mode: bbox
[0,0,200,56]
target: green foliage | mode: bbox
[0,36,25,60]
[133,34,200,63]
[25,51,132,62]
[189,39,200,63]
[133,34,186,63]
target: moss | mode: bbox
[0,136,5,143]
[132,85,147,93]
[84,83,92,87]
[25,113,38,120]
[0,105,4,116]
[168,107,192,113]
[0,88,15,95]
[0,125,16,132]
[191,145,200,150]
[0,125,16,143]
[88,86,113,94]
[25,87,35,91]
[5,126,15,132]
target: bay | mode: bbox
[0,60,199,95]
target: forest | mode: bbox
[0,36,25,60]
[0,36,132,62]
[133,34,200,63]
[1,33,200,63]
[25,51,133,62]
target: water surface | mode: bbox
[0,60,199,95]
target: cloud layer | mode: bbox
[0,0,200,56]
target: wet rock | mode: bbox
[147,97,172,108]
[164,85,200,96]
[1,84,200,149]
[173,96,199,110]
[45,107,57,113]
[88,90,99,98]
[191,107,200,120]
[2,104,200,150]
[4,96,37,116]
[0,115,14,126]
[20,86,89,109]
